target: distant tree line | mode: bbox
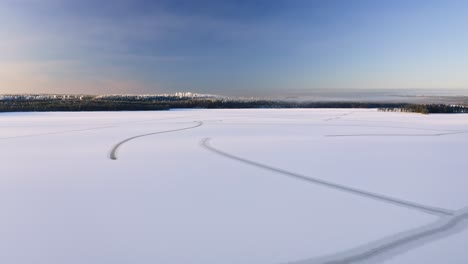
[0,99,170,112]
[379,104,468,114]
[0,94,467,113]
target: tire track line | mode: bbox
[0,125,115,140]
[324,112,352,122]
[201,138,454,216]
[0,115,194,141]
[325,131,467,137]
[290,208,468,264]
[110,121,203,160]
[211,122,460,132]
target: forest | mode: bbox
[379,104,468,114]
[0,94,466,113]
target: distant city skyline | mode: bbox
[1,0,468,95]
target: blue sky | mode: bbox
[1,0,468,95]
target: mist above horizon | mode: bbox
[1,0,468,95]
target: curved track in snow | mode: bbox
[201,136,468,264]
[291,208,468,264]
[200,138,453,216]
[110,121,203,160]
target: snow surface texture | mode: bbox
[1,109,467,264]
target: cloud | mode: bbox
[1,0,467,95]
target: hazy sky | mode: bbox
[1,0,468,95]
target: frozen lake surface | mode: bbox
[1,109,467,264]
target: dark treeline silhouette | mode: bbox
[0,99,170,112]
[0,94,466,113]
[379,104,468,114]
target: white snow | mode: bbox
[0,109,467,264]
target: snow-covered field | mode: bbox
[1,109,467,264]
